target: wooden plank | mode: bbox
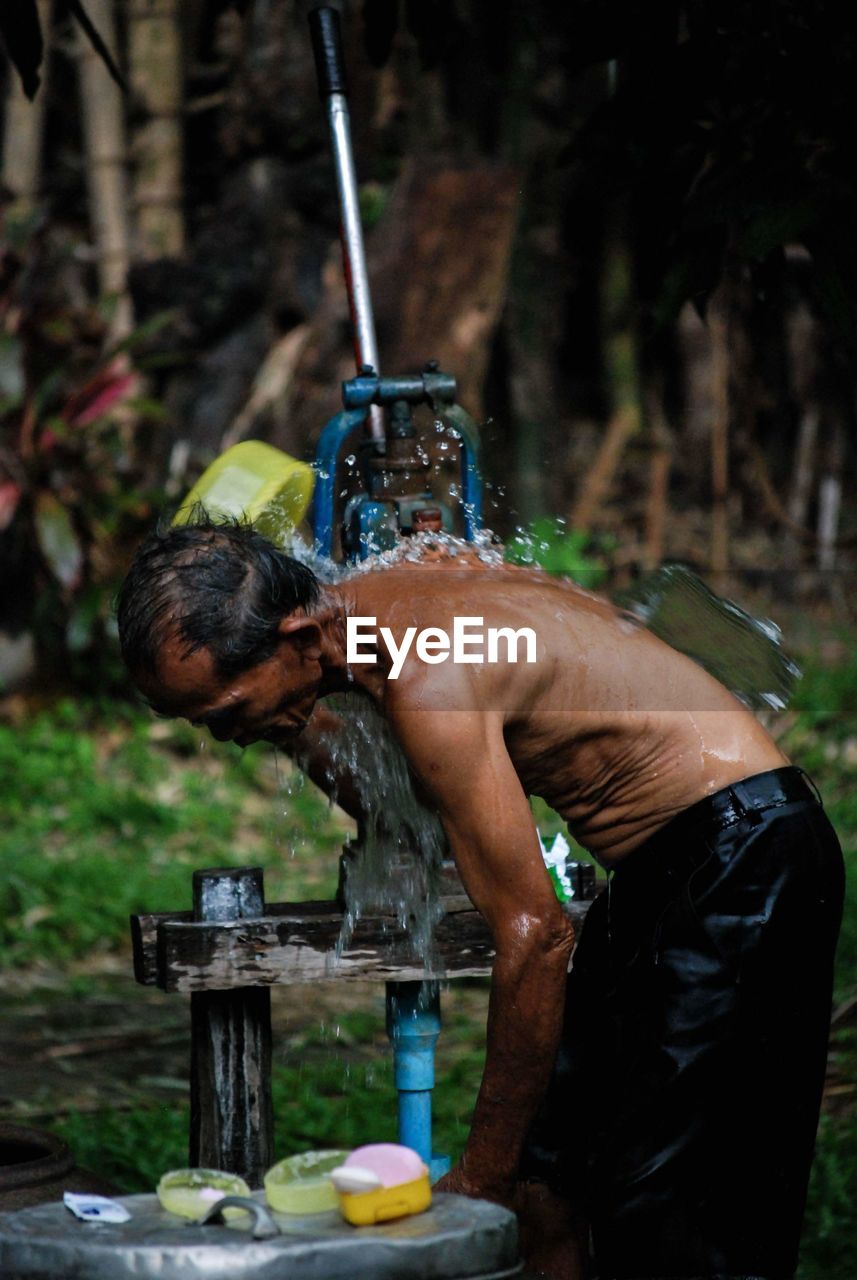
[131,899,341,986]
[154,900,594,994]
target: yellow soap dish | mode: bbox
[337,1173,432,1226]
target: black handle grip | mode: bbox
[309,7,348,97]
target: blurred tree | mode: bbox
[1,0,52,212]
[128,0,185,259]
[0,0,123,99]
[74,0,133,338]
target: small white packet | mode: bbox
[63,1192,131,1224]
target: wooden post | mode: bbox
[189,867,274,1188]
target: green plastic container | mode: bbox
[264,1150,350,1214]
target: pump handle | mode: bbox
[309,7,348,97]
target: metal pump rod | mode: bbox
[309,7,385,445]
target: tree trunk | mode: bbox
[272,161,519,459]
[783,301,820,566]
[75,0,133,339]
[708,286,731,579]
[570,206,641,532]
[2,0,52,212]
[128,0,185,259]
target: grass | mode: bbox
[51,993,488,1193]
[0,700,350,968]
[1,644,856,1275]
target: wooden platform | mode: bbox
[131,894,596,994]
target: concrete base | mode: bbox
[0,1190,522,1280]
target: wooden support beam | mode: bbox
[132,898,597,995]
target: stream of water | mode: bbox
[269,517,800,967]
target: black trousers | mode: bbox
[520,767,845,1280]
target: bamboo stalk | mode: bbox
[570,207,641,532]
[643,381,672,569]
[788,406,820,529]
[570,405,639,532]
[128,0,185,259]
[75,0,133,338]
[1,0,52,212]
[782,300,820,571]
[817,422,845,574]
[708,288,730,578]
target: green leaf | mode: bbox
[0,333,24,402]
[66,587,104,653]
[34,491,84,590]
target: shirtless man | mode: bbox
[117,519,844,1280]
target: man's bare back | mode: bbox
[340,560,787,864]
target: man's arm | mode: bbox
[387,698,575,1204]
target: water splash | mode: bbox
[319,692,446,970]
[616,564,801,712]
[254,511,800,961]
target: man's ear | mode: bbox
[277,614,323,661]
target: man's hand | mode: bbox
[513,1181,588,1280]
[434,1166,587,1280]
[434,1159,514,1209]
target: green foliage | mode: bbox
[776,647,857,1003]
[799,1113,857,1280]
[358,181,390,229]
[504,517,609,586]
[561,3,857,334]
[788,649,857,739]
[0,217,172,690]
[56,1105,189,1194]
[0,701,348,968]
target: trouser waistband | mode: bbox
[613,766,820,884]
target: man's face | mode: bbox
[136,629,321,748]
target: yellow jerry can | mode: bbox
[173,441,314,543]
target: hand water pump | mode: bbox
[308,7,483,562]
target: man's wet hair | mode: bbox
[117,517,320,678]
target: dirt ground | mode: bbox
[0,955,490,1131]
[2,950,852,1134]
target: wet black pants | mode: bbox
[520,767,845,1280]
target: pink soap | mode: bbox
[344,1144,425,1188]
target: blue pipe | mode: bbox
[439,402,483,539]
[385,981,450,1182]
[311,407,368,556]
